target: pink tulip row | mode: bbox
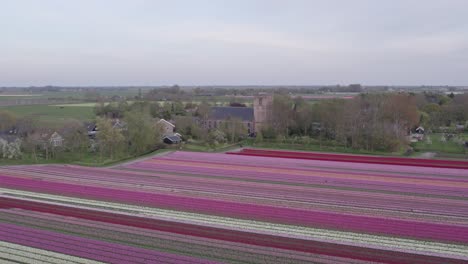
[2,174,468,244]
[162,151,468,177]
[0,208,352,264]
[126,162,468,199]
[1,200,466,264]
[228,148,468,169]
[1,150,467,263]
[4,164,468,222]
[0,222,219,264]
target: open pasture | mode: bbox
[0,104,95,125]
[0,151,467,263]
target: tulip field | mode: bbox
[0,150,468,263]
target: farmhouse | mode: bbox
[157,119,183,144]
[157,119,176,137]
[44,131,64,147]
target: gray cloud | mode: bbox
[1,0,467,86]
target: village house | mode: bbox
[157,119,176,137]
[43,131,64,147]
[157,119,182,144]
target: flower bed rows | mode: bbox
[1,150,467,263]
[227,148,468,169]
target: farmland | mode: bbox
[0,104,95,126]
[1,150,467,263]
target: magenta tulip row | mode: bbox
[6,164,468,221]
[161,151,468,177]
[2,174,468,244]
[0,222,219,264]
[1,151,467,263]
[0,209,352,264]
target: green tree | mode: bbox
[96,117,125,160]
[124,110,160,155]
[63,121,89,159]
[0,111,16,131]
[220,117,245,143]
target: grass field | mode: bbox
[0,104,95,126]
[52,103,99,107]
[244,138,404,156]
[412,133,467,155]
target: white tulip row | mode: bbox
[2,188,468,261]
[0,240,104,264]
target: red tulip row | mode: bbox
[227,148,468,169]
[1,174,467,244]
[1,197,466,264]
[1,150,467,263]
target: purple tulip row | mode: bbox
[160,151,468,177]
[0,208,351,264]
[0,222,219,264]
[1,151,467,263]
[2,173,468,244]
[128,156,468,196]
[5,164,468,221]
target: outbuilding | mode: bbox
[163,134,182,144]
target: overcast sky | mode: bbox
[1,0,467,86]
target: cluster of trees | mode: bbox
[0,106,164,162]
[260,93,421,152]
[94,100,187,121]
[0,138,21,159]
[415,93,468,129]
[94,109,163,160]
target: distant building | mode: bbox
[157,119,176,137]
[111,119,127,130]
[415,126,425,134]
[163,134,182,144]
[201,94,273,136]
[35,131,64,148]
[206,107,254,134]
[253,94,273,132]
[85,122,98,138]
[49,132,64,147]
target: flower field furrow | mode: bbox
[2,174,468,244]
[158,151,468,177]
[4,166,467,222]
[2,191,468,259]
[1,151,467,263]
[0,222,220,264]
[4,166,467,220]
[122,162,468,198]
[227,149,468,169]
[0,211,360,264]
[0,240,105,264]
[1,201,467,264]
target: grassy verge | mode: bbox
[0,104,95,127]
[180,141,242,153]
[242,139,403,156]
[411,133,467,157]
[0,149,172,167]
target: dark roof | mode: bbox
[0,134,20,143]
[84,122,97,132]
[209,107,254,122]
[0,127,18,135]
[163,134,182,144]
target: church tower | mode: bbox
[253,93,273,133]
